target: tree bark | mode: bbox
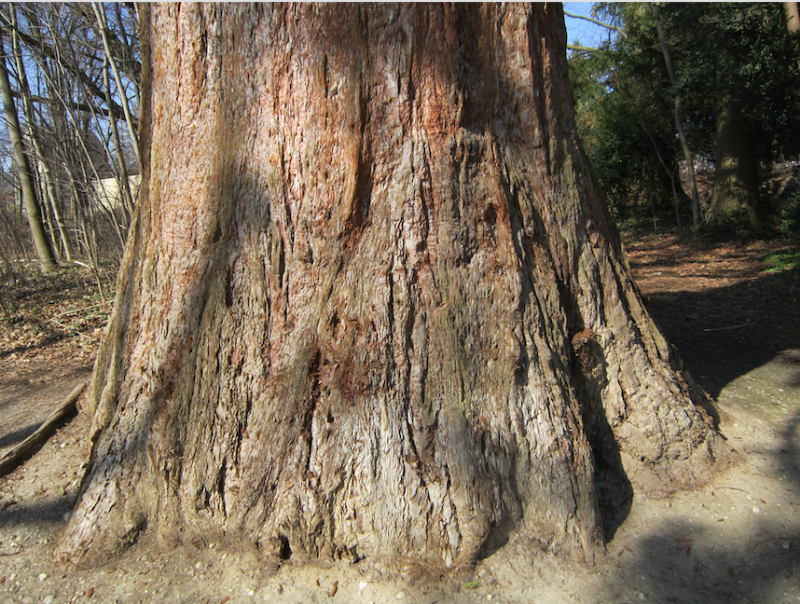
[710,96,762,230]
[0,28,57,273]
[57,4,730,570]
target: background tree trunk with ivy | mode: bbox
[57,4,730,570]
[710,97,762,230]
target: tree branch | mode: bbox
[0,12,125,120]
[0,382,86,478]
[568,43,600,53]
[10,92,115,117]
[564,10,627,38]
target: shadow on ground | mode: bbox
[602,517,800,604]
[593,411,800,604]
[639,261,800,400]
[595,251,800,604]
[0,495,75,527]
[0,423,40,449]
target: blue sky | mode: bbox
[564,2,614,49]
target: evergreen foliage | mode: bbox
[569,3,800,232]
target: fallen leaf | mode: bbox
[329,580,339,597]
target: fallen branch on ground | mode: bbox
[50,302,108,321]
[703,322,754,332]
[45,317,92,342]
[0,381,86,478]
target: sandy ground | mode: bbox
[0,236,798,604]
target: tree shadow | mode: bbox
[602,517,800,603]
[0,496,75,527]
[588,255,800,603]
[596,409,800,604]
[0,331,90,360]
[641,264,800,399]
[778,408,800,493]
[0,422,41,449]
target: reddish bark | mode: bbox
[57,4,729,570]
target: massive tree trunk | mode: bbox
[57,4,729,570]
[710,96,762,230]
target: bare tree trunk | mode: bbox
[785,3,800,71]
[650,3,702,228]
[10,8,74,262]
[92,2,140,165]
[57,4,729,570]
[102,55,135,220]
[788,2,800,30]
[0,28,56,272]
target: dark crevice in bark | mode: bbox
[455,8,487,133]
[217,458,227,518]
[347,107,373,240]
[525,18,552,175]
[277,533,292,561]
[303,347,322,474]
[224,269,234,308]
[570,329,633,540]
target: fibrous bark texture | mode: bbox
[57,4,730,569]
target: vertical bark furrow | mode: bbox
[58,3,730,570]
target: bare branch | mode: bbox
[564,10,627,38]
[0,9,125,119]
[567,43,600,53]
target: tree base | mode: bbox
[55,3,732,570]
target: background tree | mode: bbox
[668,3,800,230]
[57,4,728,570]
[569,2,800,232]
[569,4,693,229]
[649,2,701,228]
[0,3,140,274]
[0,25,56,272]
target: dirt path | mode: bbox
[0,236,798,604]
